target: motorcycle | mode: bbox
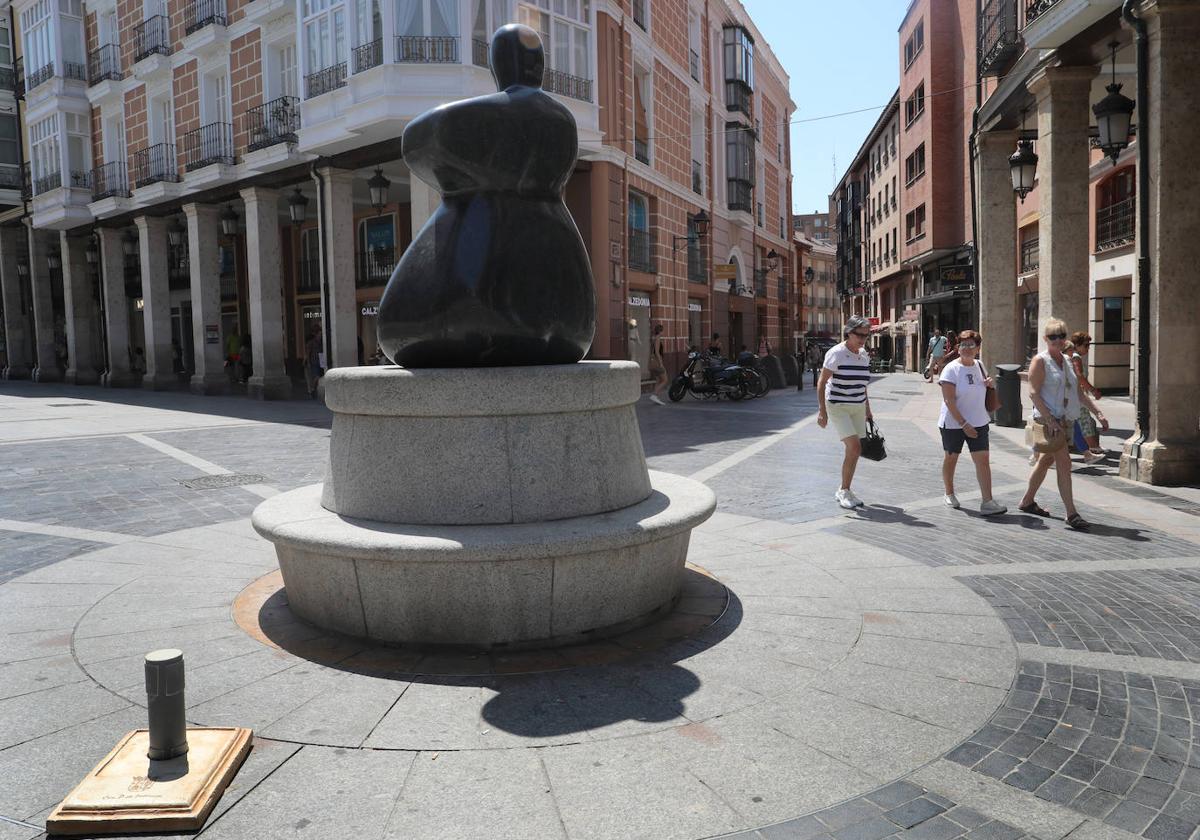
[668,352,751,401]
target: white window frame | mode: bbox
[517,0,590,81]
[396,0,459,37]
[303,0,347,77]
[21,0,53,79]
[30,114,61,182]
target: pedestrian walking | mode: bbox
[647,323,668,406]
[304,329,323,398]
[937,330,1006,516]
[806,341,823,388]
[1069,331,1108,462]
[1018,318,1107,530]
[923,328,946,381]
[817,316,873,510]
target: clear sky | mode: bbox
[741,0,911,215]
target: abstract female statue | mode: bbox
[376,23,596,367]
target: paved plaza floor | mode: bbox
[1,373,1200,840]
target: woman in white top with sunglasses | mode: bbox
[1018,317,1105,530]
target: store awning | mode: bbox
[903,289,973,306]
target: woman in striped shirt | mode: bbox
[817,315,874,509]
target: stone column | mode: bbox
[97,228,136,387]
[318,167,358,369]
[1121,0,1200,485]
[135,215,173,390]
[183,203,226,394]
[60,231,101,384]
[408,175,440,239]
[27,224,62,382]
[975,130,1021,366]
[1027,65,1096,338]
[241,186,291,399]
[0,225,30,379]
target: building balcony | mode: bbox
[628,227,655,273]
[88,45,123,86]
[353,39,383,73]
[633,137,649,164]
[395,35,458,63]
[132,143,180,188]
[33,170,61,195]
[26,62,54,92]
[185,0,226,34]
[728,178,753,214]
[979,0,1022,77]
[182,122,235,170]
[1096,197,1134,252]
[91,161,130,201]
[1023,0,1120,49]
[357,246,394,288]
[243,96,299,152]
[543,68,591,101]
[472,38,489,67]
[134,17,172,63]
[305,62,346,99]
[30,167,92,229]
[725,81,751,117]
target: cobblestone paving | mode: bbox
[960,570,1200,661]
[947,661,1200,839]
[0,532,108,584]
[730,779,1031,840]
[150,423,331,492]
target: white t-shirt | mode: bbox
[938,359,991,428]
[823,342,870,404]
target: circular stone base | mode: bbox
[251,470,716,650]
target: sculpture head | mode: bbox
[490,23,544,91]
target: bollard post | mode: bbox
[145,649,188,760]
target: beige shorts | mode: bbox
[828,403,867,440]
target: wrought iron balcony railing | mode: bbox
[978,0,1021,76]
[185,0,226,33]
[725,81,752,117]
[134,16,172,62]
[132,143,180,188]
[27,62,54,91]
[357,246,394,288]
[353,39,382,73]
[68,170,91,189]
[298,258,321,293]
[0,165,21,189]
[33,170,61,195]
[305,62,346,99]
[182,122,235,170]
[1020,236,1039,272]
[543,67,591,101]
[394,35,458,63]
[243,96,299,152]
[88,44,123,85]
[64,62,86,81]
[472,38,489,67]
[92,161,131,200]
[727,178,753,214]
[633,137,649,164]
[1025,0,1060,26]
[1096,197,1135,252]
[628,227,655,273]
[691,159,702,195]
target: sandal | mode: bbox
[1066,513,1090,531]
[1019,502,1051,517]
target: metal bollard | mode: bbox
[145,649,188,760]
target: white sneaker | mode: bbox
[1082,450,1105,464]
[835,489,857,510]
[980,499,1008,516]
[649,395,665,406]
[944,494,960,509]
[844,489,864,508]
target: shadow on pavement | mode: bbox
[852,504,936,528]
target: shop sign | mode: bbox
[939,265,974,288]
[713,264,738,280]
[868,317,880,326]
[205,324,220,344]
[303,310,322,319]
[628,294,651,307]
[903,307,919,321]
[361,301,379,317]
[687,301,702,312]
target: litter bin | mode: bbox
[995,364,1023,427]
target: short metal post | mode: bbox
[145,649,188,760]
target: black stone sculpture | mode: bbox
[376,24,596,367]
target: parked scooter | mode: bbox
[668,351,751,401]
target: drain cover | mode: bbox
[180,474,266,490]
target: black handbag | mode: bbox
[861,419,887,461]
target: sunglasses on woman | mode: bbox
[958,342,977,349]
[1046,333,1067,341]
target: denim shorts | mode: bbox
[940,423,990,453]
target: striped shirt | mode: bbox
[823,342,870,404]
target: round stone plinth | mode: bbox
[319,361,652,526]
[251,470,716,650]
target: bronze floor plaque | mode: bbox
[46,727,252,835]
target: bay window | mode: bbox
[725,122,754,213]
[518,0,590,81]
[305,0,346,74]
[30,115,60,193]
[22,0,52,83]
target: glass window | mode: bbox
[519,1,588,77]
[1103,297,1124,343]
[0,116,17,165]
[722,25,753,89]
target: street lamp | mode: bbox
[804,265,815,284]
[15,255,28,279]
[122,229,138,256]
[765,248,779,272]
[1093,41,1135,166]
[219,204,239,236]
[46,249,61,271]
[166,215,185,248]
[367,167,390,215]
[670,209,710,256]
[288,187,309,225]
[1009,138,1038,202]
[85,236,98,266]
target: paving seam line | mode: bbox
[125,433,279,500]
[688,413,820,483]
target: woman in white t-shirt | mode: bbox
[937,329,1007,516]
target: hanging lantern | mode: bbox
[1009,138,1038,202]
[1093,42,1134,166]
[693,209,711,239]
[15,256,28,278]
[220,204,239,236]
[85,236,99,265]
[166,216,185,248]
[46,249,62,271]
[122,228,138,256]
[288,187,309,225]
[367,167,390,215]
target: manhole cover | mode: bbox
[180,474,266,490]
